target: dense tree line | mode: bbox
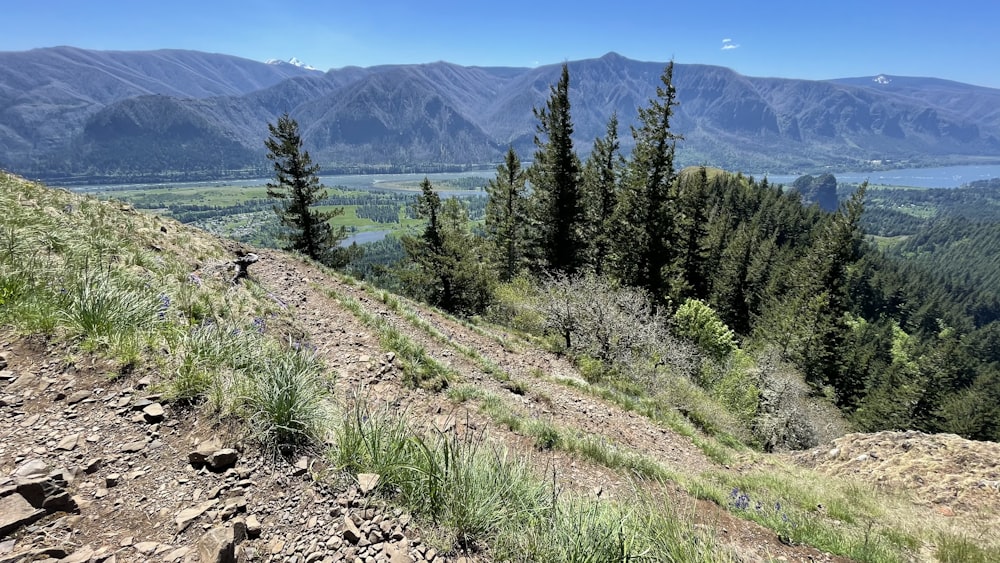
[394,63,1000,442]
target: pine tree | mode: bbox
[581,113,624,276]
[528,64,584,275]
[484,147,528,282]
[777,183,868,389]
[674,166,711,300]
[265,113,347,264]
[401,178,493,316]
[612,62,682,302]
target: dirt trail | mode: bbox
[249,250,850,562]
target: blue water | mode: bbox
[72,163,1000,195]
[757,164,1000,189]
[340,230,390,247]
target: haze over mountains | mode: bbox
[2,47,999,182]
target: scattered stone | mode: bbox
[135,376,152,389]
[207,449,239,471]
[18,414,39,428]
[0,493,46,537]
[56,433,80,451]
[66,390,91,405]
[105,474,120,488]
[342,514,363,544]
[292,456,309,477]
[133,541,159,555]
[82,458,103,474]
[244,514,262,539]
[121,440,146,453]
[142,403,165,423]
[59,545,95,563]
[13,459,48,480]
[357,473,380,495]
[175,500,217,533]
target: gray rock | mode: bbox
[142,403,165,423]
[65,390,91,405]
[208,449,239,470]
[357,474,380,495]
[197,523,246,563]
[15,472,76,513]
[175,500,217,533]
[342,515,363,544]
[0,493,46,537]
[56,433,79,451]
[120,440,146,453]
[13,459,48,480]
[189,438,223,467]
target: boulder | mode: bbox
[196,522,246,563]
[0,494,46,537]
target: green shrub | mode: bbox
[672,298,737,361]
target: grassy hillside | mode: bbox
[3,172,999,562]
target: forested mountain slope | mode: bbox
[3,49,1000,181]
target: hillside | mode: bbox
[3,49,1000,181]
[3,174,1000,562]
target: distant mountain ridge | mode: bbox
[2,47,999,182]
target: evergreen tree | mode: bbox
[485,147,528,282]
[265,113,347,264]
[400,179,494,316]
[528,64,584,275]
[674,166,711,300]
[612,62,682,302]
[581,113,624,276]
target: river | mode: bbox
[756,164,1000,189]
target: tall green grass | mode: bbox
[1,174,332,454]
[330,397,727,560]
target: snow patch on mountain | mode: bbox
[266,57,321,71]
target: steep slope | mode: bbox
[5,175,1000,560]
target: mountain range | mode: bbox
[2,47,999,182]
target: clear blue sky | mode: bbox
[5,0,999,88]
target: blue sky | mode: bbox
[5,0,999,88]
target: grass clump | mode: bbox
[936,532,1000,563]
[239,346,330,453]
[330,396,726,559]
